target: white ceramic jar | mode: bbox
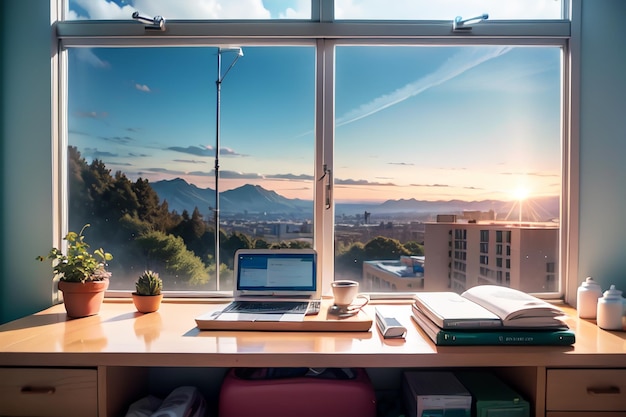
[577,277,603,319]
[596,285,624,330]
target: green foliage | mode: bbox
[36,224,113,283]
[403,240,424,256]
[364,236,410,260]
[135,270,163,296]
[335,241,366,273]
[136,230,209,286]
[66,148,424,289]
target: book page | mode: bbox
[461,285,564,326]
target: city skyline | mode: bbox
[67,0,562,204]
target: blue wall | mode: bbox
[1,1,55,323]
[1,0,626,324]
[577,0,626,289]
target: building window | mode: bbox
[480,243,489,254]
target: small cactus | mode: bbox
[135,270,163,296]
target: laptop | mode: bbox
[212,248,321,322]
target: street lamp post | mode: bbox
[214,47,243,290]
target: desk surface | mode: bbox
[0,300,625,369]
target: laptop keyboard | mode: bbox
[224,301,320,315]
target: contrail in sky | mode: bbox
[335,46,512,128]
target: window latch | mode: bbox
[132,12,166,31]
[319,164,332,210]
[452,13,488,32]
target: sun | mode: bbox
[512,187,529,201]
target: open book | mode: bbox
[413,285,568,329]
[411,305,575,346]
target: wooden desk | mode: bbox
[0,301,625,417]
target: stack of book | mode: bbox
[411,285,576,346]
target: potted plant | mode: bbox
[132,270,163,313]
[37,224,113,318]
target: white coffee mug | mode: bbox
[331,280,369,310]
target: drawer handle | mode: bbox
[20,386,56,395]
[587,386,621,395]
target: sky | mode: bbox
[67,0,564,204]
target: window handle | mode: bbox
[587,386,621,395]
[319,164,332,210]
[21,386,56,394]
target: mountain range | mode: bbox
[150,178,560,220]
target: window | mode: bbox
[57,0,574,297]
[67,45,315,291]
[334,0,565,20]
[66,0,312,20]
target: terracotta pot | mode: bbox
[132,293,163,313]
[58,279,109,318]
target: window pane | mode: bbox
[334,45,562,294]
[68,46,315,292]
[335,0,564,20]
[67,0,311,20]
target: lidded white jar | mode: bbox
[577,277,602,319]
[596,285,624,330]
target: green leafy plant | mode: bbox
[36,224,113,283]
[135,270,163,296]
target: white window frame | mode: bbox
[53,0,580,302]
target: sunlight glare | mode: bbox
[512,187,529,201]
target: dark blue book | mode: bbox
[412,305,575,346]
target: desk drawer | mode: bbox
[0,367,97,417]
[546,369,626,411]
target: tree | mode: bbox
[136,230,210,287]
[364,236,409,261]
[222,232,253,268]
[403,241,424,256]
[336,241,366,270]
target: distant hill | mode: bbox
[151,178,310,216]
[151,178,215,215]
[151,178,559,220]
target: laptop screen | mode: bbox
[235,249,317,294]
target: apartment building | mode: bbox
[425,221,559,294]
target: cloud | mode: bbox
[140,167,186,176]
[173,159,208,164]
[75,48,110,69]
[388,162,415,166]
[100,135,133,144]
[334,0,560,20]
[70,0,272,20]
[84,148,118,159]
[135,83,151,93]
[71,0,136,19]
[167,145,245,157]
[215,170,264,179]
[168,145,214,157]
[267,173,315,181]
[220,147,245,156]
[75,111,108,119]
[500,171,558,177]
[336,46,511,128]
[410,183,451,188]
[335,178,396,186]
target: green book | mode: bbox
[455,371,529,417]
[412,305,575,346]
